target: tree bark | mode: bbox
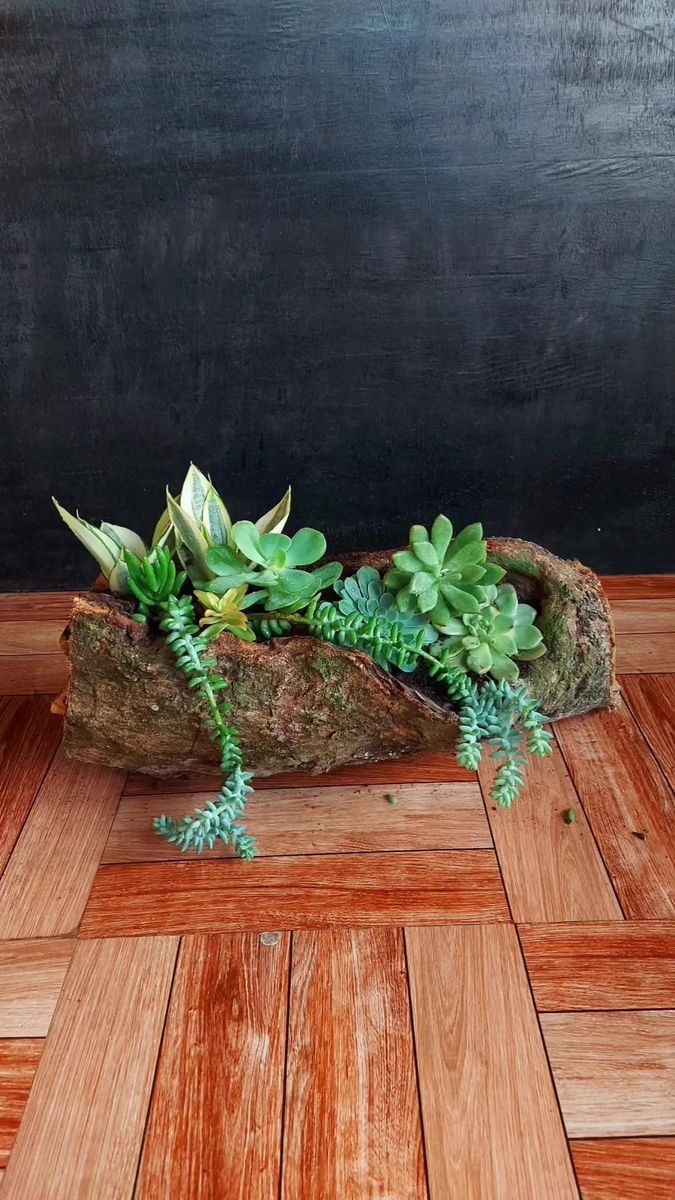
[57,539,617,778]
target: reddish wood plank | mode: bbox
[0,655,68,696]
[0,939,76,1037]
[81,850,509,939]
[406,924,577,1198]
[571,1138,675,1200]
[137,933,289,1200]
[611,600,675,634]
[0,593,75,622]
[0,1039,42,1168]
[479,746,621,922]
[616,634,675,673]
[0,749,125,938]
[556,705,675,918]
[1,937,178,1200]
[123,751,474,796]
[104,781,489,863]
[0,623,65,656]
[602,576,675,600]
[519,922,675,1011]
[0,696,61,877]
[542,1011,675,1137]
[282,928,426,1200]
[621,674,675,792]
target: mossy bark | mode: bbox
[58,538,616,778]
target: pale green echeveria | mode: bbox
[436,583,546,682]
[161,464,292,584]
[335,566,437,671]
[384,515,506,631]
[53,498,147,596]
[203,521,342,613]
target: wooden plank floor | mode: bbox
[0,580,673,1197]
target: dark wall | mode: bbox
[2,0,674,589]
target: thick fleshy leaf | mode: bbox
[392,550,425,575]
[311,561,342,589]
[255,486,292,536]
[417,583,439,613]
[101,523,147,559]
[206,571,257,595]
[445,539,487,569]
[206,544,245,575]
[409,524,428,545]
[258,532,292,566]
[463,563,486,584]
[481,562,506,586]
[202,486,232,546]
[430,515,453,561]
[467,644,492,673]
[491,631,518,657]
[166,491,213,580]
[395,586,416,614]
[440,583,481,614]
[515,603,538,627]
[516,643,547,661]
[448,523,483,555]
[433,613,464,636]
[495,584,518,618]
[108,559,132,596]
[489,652,520,682]
[462,636,481,650]
[232,520,268,566]
[413,540,438,569]
[383,567,408,590]
[411,570,434,596]
[52,499,119,577]
[285,527,326,567]
[492,612,514,633]
[515,624,544,651]
[179,463,211,523]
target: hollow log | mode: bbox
[57,538,617,778]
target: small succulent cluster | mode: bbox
[54,477,552,857]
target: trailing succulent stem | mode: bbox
[125,548,256,859]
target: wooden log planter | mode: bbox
[56,537,617,779]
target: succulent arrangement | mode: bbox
[54,468,553,858]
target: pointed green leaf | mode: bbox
[495,584,518,618]
[202,486,232,547]
[491,631,518,657]
[417,584,439,613]
[166,490,212,581]
[467,644,492,674]
[179,463,211,523]
[285,528,327,567]
[410,570,434,596]
[480,562,506,586]
[383,568,408,590]
[108,559,132,596]
[430,515,453,561]
[440,583,481,614]
[100,523,147,559]
[151,503,172,548]
[445,539,487,569]
[450,522,484,552]
[52,499,119,577]
[392,550,424,575]
[413,540,438,569]
[255,486,292,536]
[514,603,538,627]
[409,524,429,545]
[489,652,520,682]
[515,624,544,651]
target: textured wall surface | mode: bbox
[1,0,674,587]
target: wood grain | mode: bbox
[406,924,577,1199]
[104,781,489,863]
[81,850,508,938]
[0,654,68,696]
[621,674,675,792]
[0,748,125,938]
[0,696,61,877]
[0,939,75,1036]
[0,623,64,655]
[1,936,178,1200]
[602,576,675,600]
[282,928,426,1200]
[123,751,474,796]
[137,933,289,1200]
[479,746,621,922]
[556,705,675,918]
[0,1039,42,1168]
[541,1011,675,1137]
[519,922,675,1011]
[571,1138,675,1200]
[611,600,675,633]
[616,634,675,673]
[0,593,75,622]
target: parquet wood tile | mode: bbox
[519,922,675,1011]
[282,928,426,1200]
[0,937,178,1200]
[0,655,69,696]
[0,696,61,877]
[80,850,509,938]
[571,1138,675,1200]
[479,746,621,922]
[0,593,75,622]
[621,674,675,792]
[0,939,75,1036]
[0,623,65,655]
[137,933,289,1200]
[104,781,490,863]
[611,600,675,633]
[0,749,125,939]
[406,924,578,1199]
[541,1011,675,1137]
[616,633,675,673]
[602,576,675,600]
[0,1039,42,1169]
[556,704,675,918]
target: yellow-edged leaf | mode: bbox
[179,463,211,523]
[52,498,119,577]
[255,486,292,535]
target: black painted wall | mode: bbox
[2,0,674,589]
